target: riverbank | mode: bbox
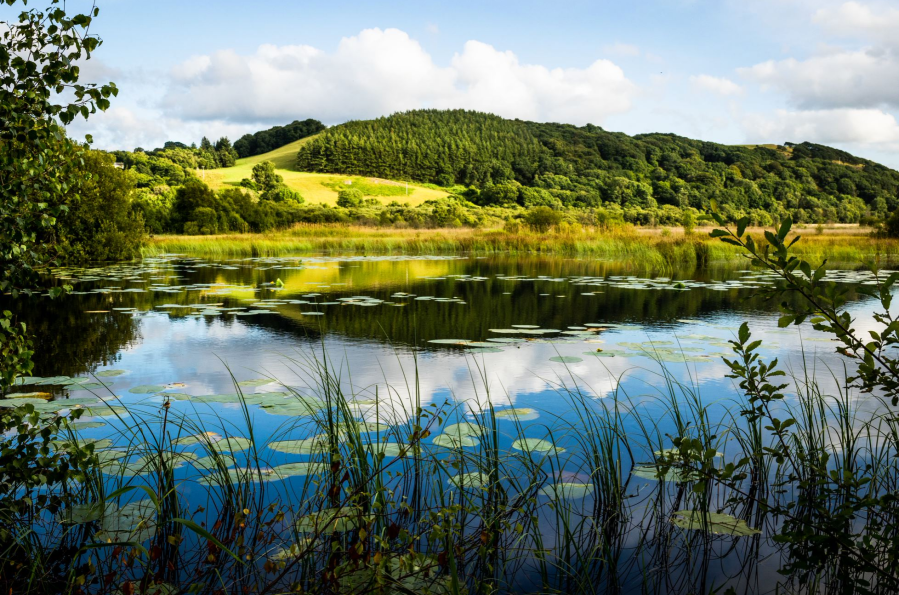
[140,224,899,270]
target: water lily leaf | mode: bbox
[670,510,761,536]
[53,438,113,451]
[268,437,329,455]
[129,385,166,394]
[206,436,252,452]
[447,472,492,489]
[549,356,583,364]
[539,482,594,499]
[173,432,223,446]
[296,507,368,535]
[237,379,275,387]
[442,422,480,438]
[468,346,505,354]
[427,339,471,345]
[192,454,236,470]
[94,499,157,543]
[60,502,107,525]
[511,325,540,329]
[494,408,539,421]
[512,438,565,455]
[69,421,107,430]
[631,464,697,483]
[82,405,129,417]
[432,434,479,448]
[96,370,128,378]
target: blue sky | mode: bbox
[9,0,899,166]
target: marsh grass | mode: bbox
[6,338,899,595]
[141,225,899,272]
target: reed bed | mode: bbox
[6,345,899,595]
[141,225,899,272]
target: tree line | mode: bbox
[296,109,899,225]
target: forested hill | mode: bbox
[295,109,899,223]
[234,119,325,158]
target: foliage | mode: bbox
[252,160,282,192]
[233,118,325,158]
[261,184,304,204]
[336,188,364,208]
[523,206,563,231]
[883,210,899,238]
[0,0,117,294]
[296,109,899,223]
[0,311,33,394]
[56,150,145,261]
[671,214,899,593]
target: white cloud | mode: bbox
[739,48,899,109]
[813,1,899,46]
[742,107,899,145]
[163,28,636,127]
[689,74,743,96]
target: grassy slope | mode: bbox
[202,136,449,206]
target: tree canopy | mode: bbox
[296,109,899,224]
[233,119,326,158]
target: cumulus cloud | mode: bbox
[740,48,899,109]
[163,28,636,126]
[813,1,899,46]
[688,74,743,96]
[742,107,899,145]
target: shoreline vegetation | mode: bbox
[141,224,899,269]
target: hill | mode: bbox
[203,137,450,205]
[232,119,325,158]
[295,109,899,224]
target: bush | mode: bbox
[337,188,364,208]
[883,210,899,238]
[190,207,219,234]
[262,184,304,204]
[524,206,562,232]
[57,150,146,262]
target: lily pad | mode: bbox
[670,510,761,536]
[96,370,128,378]
[206,436,253,453]
[69,421,107,430]
[237,379,275,387]
[539,482,594,499]
[296,507,368,535]
[549,356,583,364]
[268,437,329,455]
[631,464,697,483]
[94,499,157,543]
[427,339,471,345]
[129,385,166,394]
[494,408,539,421]
[432,434,479,448]
[447,472,493,489]
[512,438,565,455]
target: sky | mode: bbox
[9,0,899,167]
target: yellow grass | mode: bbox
[200,137,449,206]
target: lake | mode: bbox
[3,254,890,593]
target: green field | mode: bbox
[202,137,449,205]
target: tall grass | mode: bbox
[7,341,899,594]
[141,224,899,272]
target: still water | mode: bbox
[3,254,889,592]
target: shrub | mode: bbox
[261,184,304,204]
[883,210,899,238]
[524,206,562,232]
[337,188,364,208]
[57,150,146,262]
